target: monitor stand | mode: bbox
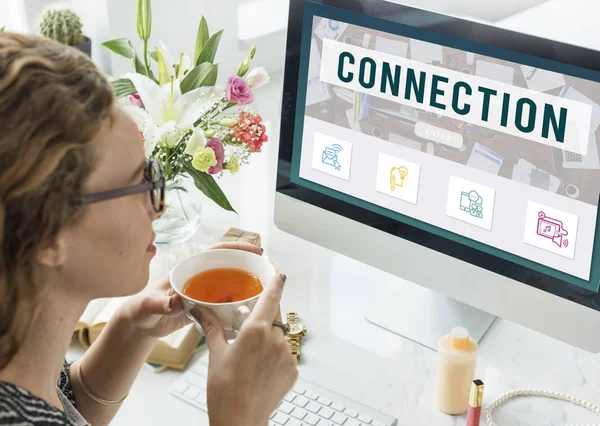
[364,279,497,351]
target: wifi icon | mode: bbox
[563,239,569,248]
[331,144,343,153]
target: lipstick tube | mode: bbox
[466,379,484,426]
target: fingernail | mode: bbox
[260,247,264,254]
[280,273,287,283]
[189,308,201,321]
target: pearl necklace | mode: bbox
[485,389,600,426]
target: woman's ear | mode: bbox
[36,235,67,268]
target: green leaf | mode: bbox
[133,54,148,75]
[194,17,209,65]
[195,29,223,66]
[0,26,5,32]
[150,51,158,61]
[180,63,218,94]
[102,38,135,59]
[182,159,236,213]
[103,38,156,81]
[111,78,137,99]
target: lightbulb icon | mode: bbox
[390,166,409,191]
[398,166,408,186]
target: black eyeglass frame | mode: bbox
[70,159,165,213]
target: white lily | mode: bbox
[155,41,191,83]
[122,71,222,156]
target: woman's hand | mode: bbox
[191,272,298,426]
[116,242,264,340]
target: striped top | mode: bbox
[0,360,83,425]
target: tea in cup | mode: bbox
[170,249,276,339]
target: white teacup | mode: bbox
[170,249,275,340]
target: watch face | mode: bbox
[288,323,305,335]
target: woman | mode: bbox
[0,32,298,426]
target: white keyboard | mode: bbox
[169,353,398,426]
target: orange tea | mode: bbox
[182,268,263,303]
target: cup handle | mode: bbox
[234,305,252,330]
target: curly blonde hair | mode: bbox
[0,32,114,367]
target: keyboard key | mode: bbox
[270,411,277,419]
[344,409,359,418]
[317,397,332,406]
[318,407,334,419]
[345,419,361,426]
[358,415,373,424]
[283,392,296,403]
[332,413,348,424]
[291,407,307,420]
[195,392,206,406]
[306,391,319,400]
[316,421,334,426]
[279,402,295,414]
[287,419,303,426]
[293,385,306,395]
[273,412,290,425]
[184,386,200,399]
[171,381,188,394]
[306,401,322,414]
[331,403,345,412]
[304,413,320,425]
[293,396,309,408]
[191,363,208,377]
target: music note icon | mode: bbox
[536,211,569,248]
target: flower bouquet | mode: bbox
[102,0,269,242]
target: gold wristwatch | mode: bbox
[285,312,307,360]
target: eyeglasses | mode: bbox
[70,159,165,213]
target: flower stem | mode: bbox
[143,39,151,76]
[176,188,190,221]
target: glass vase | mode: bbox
[153,176,202,245]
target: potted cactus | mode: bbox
[38,8,91,57]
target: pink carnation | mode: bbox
[129,93,144,108]
[206,138,225,174]
[230,111,268,153]
[226,76,254,105]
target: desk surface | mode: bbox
[67,199,600,426]
[68,4,599,424]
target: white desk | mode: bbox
[68,4,600,423]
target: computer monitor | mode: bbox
[275,0,600,353]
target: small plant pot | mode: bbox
[74,36,91,57]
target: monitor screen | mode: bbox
[277,0,600,309]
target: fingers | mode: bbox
[249,273,286,323]
[168,294,185,315]
[275,305,282,323]
[190,307,227,355]
[208,241,263,256]
[139,294,174,316]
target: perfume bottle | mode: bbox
[434,327,479,415]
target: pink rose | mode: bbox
[206,138,225,174]
[226,76,254,105]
